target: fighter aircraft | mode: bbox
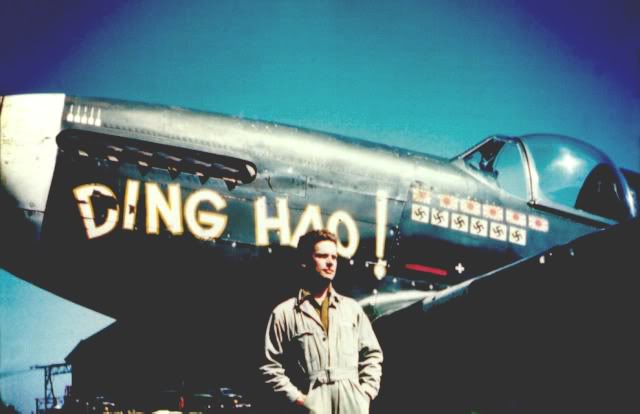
[1,94,638,411]
[1,93,637,315]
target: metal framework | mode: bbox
[31,363,72,414]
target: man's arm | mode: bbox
[357,307,383,400]
[260,310,306,404]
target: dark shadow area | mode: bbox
[373,218,639,413]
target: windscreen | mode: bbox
[522,134,629,221]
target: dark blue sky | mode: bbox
[1,1,638,412]
[2,0,639,167]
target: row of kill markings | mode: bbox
[410,188,550,247]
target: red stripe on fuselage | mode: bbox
[405,263,448,276]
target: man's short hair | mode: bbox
[297,229,338,261]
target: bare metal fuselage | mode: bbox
[0,94,610,320]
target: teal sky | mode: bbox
[3,0,639,168]
[0,270,114,414]
[1,1,638,412]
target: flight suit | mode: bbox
[261,286,383,413]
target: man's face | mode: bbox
[310,240,338,281]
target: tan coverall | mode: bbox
[261,287,383,413]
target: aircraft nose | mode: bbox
[0,94,65,239]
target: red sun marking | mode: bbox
[513,213,520,220]
[535,219,542,227]
[467,202,474,209]
[490,208,496,216]
[443,197,450,205]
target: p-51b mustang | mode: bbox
[1,93,636,315]
[1,94,638,410]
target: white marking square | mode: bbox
[506,209,527,227]
[411,204,430,224]
[529,215,549,232]
[431,208,449,228]
[490,222,508,241]
[509,226,527,246]
[470,217,488,237]
[450,213,469,232]
[483,204,504,221]
[460,199,482,216]
[438,194,458,210]
[412,188,432,204]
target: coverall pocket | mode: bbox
[348,379,371,412]
[293,330,319,371]
[338,322,358,358]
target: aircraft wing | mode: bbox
[373,218,640,413]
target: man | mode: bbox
[261,230,383,413]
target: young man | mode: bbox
[261,230,383,413]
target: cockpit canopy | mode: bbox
[458,134,636,222]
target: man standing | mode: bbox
[261,230,383,413]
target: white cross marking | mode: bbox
[455,263,465,274]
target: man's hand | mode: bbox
[294,395,306,406]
